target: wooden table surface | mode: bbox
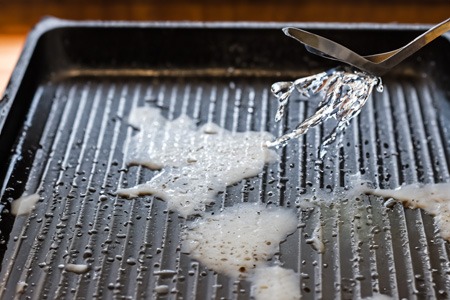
[0,34,25,94]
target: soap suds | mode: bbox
[182,202,300,300]
[117,107,277,217]
[362,293,392,300]
[251,266,300,300]
[364,183,450,240]
[182,202,298,278]
[120,106,300,299]
[65,264,89,274]
[306,224,325,254]
[15,281,27,294]
[11,193,40,216]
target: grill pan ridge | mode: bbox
[0,18,449,299]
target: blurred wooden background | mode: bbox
[0,0,449,91]
[1,0,449,34]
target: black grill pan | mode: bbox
[0,18,450,299]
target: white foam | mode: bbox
[364,183,450,240]
[117,106,277,217]
[11,193,40,216]
[119,107,300,297]
[181,202,298,278]
[251,266,300,300]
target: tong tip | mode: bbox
[282,27,295,36]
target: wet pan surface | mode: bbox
[0,18,450,299]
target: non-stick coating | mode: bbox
[0,19,450,299]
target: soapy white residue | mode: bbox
[65,263,89,274]
[117,107,277,217]
[251,266,300,300]
[362,293,392,300]
[119,107,300,299]
[182,202,299,300]
[306,224,325,254]
[11,193,40,216]
[182,203,298,278]
[154,285,169,294]
[364,183,450,240]
[15,281,27,294]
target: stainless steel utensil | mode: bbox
[283,18,450,76]
[267,19,450,152]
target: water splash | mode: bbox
[266,67,383,158]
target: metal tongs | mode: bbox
[267,18,450,155]
[283,18,450,76]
